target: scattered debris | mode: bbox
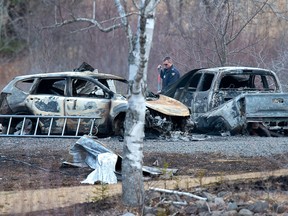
[81,152,118,184]
[169,131,210,141]
[73,62,95,72]
[62,136,178,184]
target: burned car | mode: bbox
[0,70,190,137]
[162,66,288,136]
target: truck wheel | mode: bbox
[211,117,230,133]
[248,122,271,137]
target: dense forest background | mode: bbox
[1,0,288,92]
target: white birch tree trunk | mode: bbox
[121,0,158,207]
[49,0,159,208]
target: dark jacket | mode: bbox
[159,65,180,91]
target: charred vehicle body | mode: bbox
[162,66,288,136]
[0,70,190,137]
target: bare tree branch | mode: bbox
[43,17,122,32]
[150,187,208,201]
[264,0,288,20]
[228,0,269,44]
[44,1,139,34]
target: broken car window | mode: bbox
[72,79,105,98]
[15,79,34,93]
[265,75,277,91]
[198,73,214,91]
[253,75,264,90]
[219,74,277,91]
[34,78,66,96]
[219,74,276,91]
[219,75,250,89]
[111,80,128,96]
[189,73,202,89]
[252,75,276,91]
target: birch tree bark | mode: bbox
[119,0,159,207]
[45,0,160,208]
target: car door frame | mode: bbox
[25,77,68,134]
[191,72,215,119]
[65,76,113,135]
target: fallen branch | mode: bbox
[206,201,211,213]
[149,187,207,201]
[155,197,166,207]
[163,200,188,206]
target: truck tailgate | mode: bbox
[245,93,288,119]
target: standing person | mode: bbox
[157,56,180,92]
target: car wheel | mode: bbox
[1,125,8,134]
[113,115,125,137]
[13,118,40,135]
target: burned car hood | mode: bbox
[145,94,190,117]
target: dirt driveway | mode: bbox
[1,136,288,215]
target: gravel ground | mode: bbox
[1,134,288,157]
[142,135,288,157]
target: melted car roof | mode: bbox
[200,66,274,74]
[13,71,127,81]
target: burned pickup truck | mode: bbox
[0,70,190,137]
[162,66,288,136]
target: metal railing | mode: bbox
[0,114,100,138]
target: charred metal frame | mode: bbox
[0,71,191,137]
[162,67,288,136]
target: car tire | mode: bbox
[13,118,41,135]
[113,115,125,137]
[1,125,8,134]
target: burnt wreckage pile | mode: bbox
[1,64,288,137]
[0,63,190,137]
[162,66,288,137]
